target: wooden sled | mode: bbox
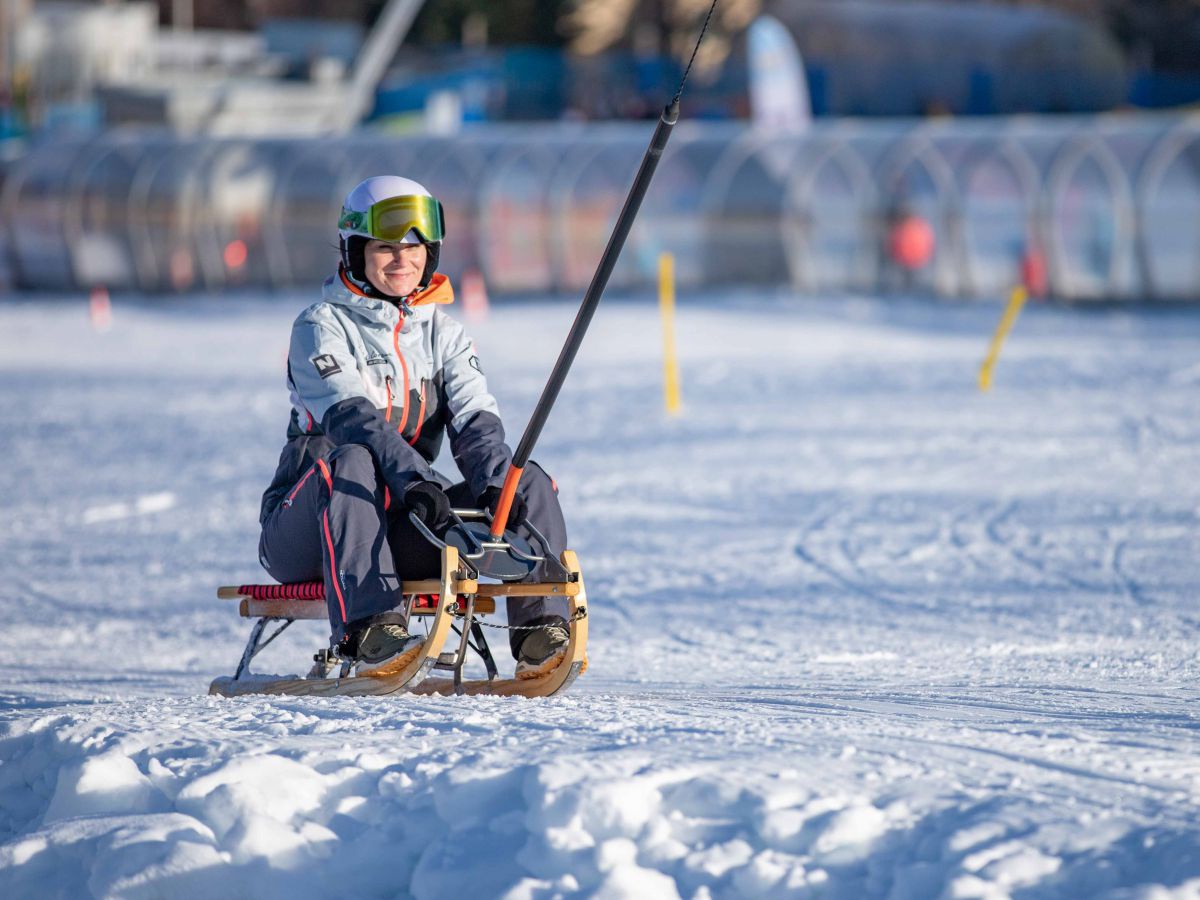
[208,545,587,699]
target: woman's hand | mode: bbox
[479,486,528,531]
[404,481,452,531]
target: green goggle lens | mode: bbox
[367,194,445,243]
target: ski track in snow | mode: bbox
[1,291,1199,899]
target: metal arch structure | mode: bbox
[9,115,1200,302]
[471,130,577,293]
[194,140,295,291]
[336,137,421,195]
[637,126,739,289]
[0,144,43,288]
[126,140,208,292]
[191,140,239,291]
[59,132,105,285]
[119,134,199,294]
[125,140,171,291]
[136,140,227,293]
[63,131,156,291]
[1133,122,1200,301]
[954,138,1042,298]
[546,138,616,293]
[782,139,877,294]
[262,139,356,287]
[695,129,801,287]
[1,138,93,290]
[0,170,21,287]
[527,123,681,292]
[414,139,491,282]
[474,140,564,294]
[1043,135,1136,301]
[545,137,612,294]
[874,132,962,295]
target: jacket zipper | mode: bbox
[408,379,428,446]
[284,464,318,507]
[391,320,410,435]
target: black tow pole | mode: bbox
[487,101,680,538]
[487,2,721,542]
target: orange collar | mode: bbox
[412,273,454,306]
[338,268,455,307]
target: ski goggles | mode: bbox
[339,194,446,244]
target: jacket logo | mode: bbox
[312,354,342,378]
[469,355,483,373]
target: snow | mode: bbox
[2,289,1200,898]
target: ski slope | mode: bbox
[1,290,1198,899]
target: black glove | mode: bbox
[480,486,528,531]
[405,481,452,531]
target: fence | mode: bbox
[3,114,1199,300]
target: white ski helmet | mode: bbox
[337,175,445,293]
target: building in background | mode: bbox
[5,0,1200,139]
[5,0,1200,299]
[0,0,410,138]
[766,0,1128,116]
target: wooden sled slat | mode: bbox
[237,596,497,620]
[208,548,460,698]
[217,579,461,601]
[217,579,576,602]
[471,581,579,597]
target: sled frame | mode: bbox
[409,549,588,698]
[233,617,296,680]
[208,546,588,699]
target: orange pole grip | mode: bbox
[489,464,524,540]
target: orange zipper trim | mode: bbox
[408,380,427,446]
[391,320,410,435]
[284,464,319,507]
[315,458,348,622]
[384,375,393,423]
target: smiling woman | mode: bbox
[336,175,444,298]
[363,240,427,299]
[254,174,573,681]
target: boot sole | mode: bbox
[515,649,588,680]
[356,641,425,678]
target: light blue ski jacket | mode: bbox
[260,268,511,522]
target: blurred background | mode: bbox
[2,0,1200,301]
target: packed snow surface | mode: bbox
[1,290,1198,899]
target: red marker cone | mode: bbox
[1021,247,1047,298]
[462,268,489,323]
[89,287,112,333]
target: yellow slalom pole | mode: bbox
[979,284,1029,392]
[658,252,682,415]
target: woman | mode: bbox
[258,176,569,677]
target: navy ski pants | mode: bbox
[258,443,569,656]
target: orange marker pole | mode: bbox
[488,464,524,540]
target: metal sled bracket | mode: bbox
[410,508,571,583]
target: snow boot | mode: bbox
[347,623,424,677]
[515,621,570,679]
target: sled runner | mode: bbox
[208,544,588,699]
